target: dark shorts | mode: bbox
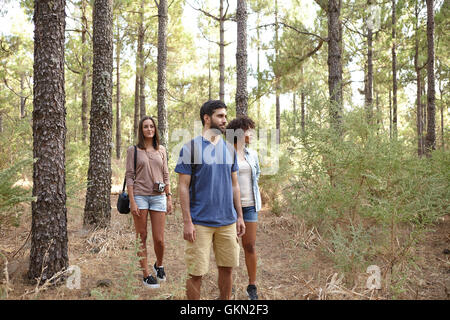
[242,206,258,223]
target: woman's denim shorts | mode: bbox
[242,206,258,222]
[133,195,167,212]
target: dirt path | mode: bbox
[1,195,449,300]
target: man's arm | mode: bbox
[231,171,245,237]
[178,173,196,242]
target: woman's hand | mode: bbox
[130,200,139,216]
[166,196,173,215]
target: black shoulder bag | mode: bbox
[117,145,137,214]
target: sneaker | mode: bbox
[246,284,258,300]
[143,275,160,288]
[153,263,166,282]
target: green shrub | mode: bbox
[0,157,35,228]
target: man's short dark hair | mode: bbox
[200,100,227,126]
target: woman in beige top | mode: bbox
[126,116,172,288]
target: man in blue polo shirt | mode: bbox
[175,100,245,300]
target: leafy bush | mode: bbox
[270,104,449,289]
[0,157,35,228]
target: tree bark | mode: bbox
[414,0,423,156]
[138,0,146,120]
[81,0,89,144]
[328,0,343,135]
[116,17,121,160]
[256,10,261,129]
[236,0,248,117]
[84,0,113,228]
[219,0,225,102]
[275,0,280,143]
[157,0,168,148]
[301,91,306,133]
[425,0,436,156]
[20,73,26,118]
[134,57,139,139]
[392,0,398,139]
[389,88,392,139]
[365,0,373,124]
[29,0,68,283]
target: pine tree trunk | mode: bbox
[392,0,398,139]
[134,61,139,139]
[81,0,89,144]
[236,0,248,117]
[116,18,121,160]
[157,0,168,148]
[84,0,113,228]
[20,73,26,118]
[275,0,280,144]
[389,88,392,139]
[365,2,373,124]
[414,1,423,157]
[219,0,225,102]
[425,0,436,156]
[301,91,306,133]
[139,65,146,119]
[328,0,343,134]
[29,0,68,283]
[293,93,296,130]
[256,11,261,129]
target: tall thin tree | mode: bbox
[425,0,436,155]
[391,0,398,139]
[156,0,168,148]
[327,0,343,134]
[83,0,114,228]
[275,0,280,143]
[29,0,69,283]
[81,0,89,143]
[115,15,122,159]
[236,0,248,116]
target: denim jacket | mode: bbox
[239,147,262,212]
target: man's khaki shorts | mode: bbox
[185,223,240,276]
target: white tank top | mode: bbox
[237,158,255,208]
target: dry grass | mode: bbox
[0,192,449,300]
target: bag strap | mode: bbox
[122,145,137,193]
[189,139,197,203]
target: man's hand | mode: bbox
[236,217,246,237]
[183,221,196,242]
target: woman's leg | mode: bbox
[132,209,149,277]
[149,210,166,267]
[242,221,257,285]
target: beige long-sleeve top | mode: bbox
[126,145,169,196]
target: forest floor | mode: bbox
[0,190,449,300]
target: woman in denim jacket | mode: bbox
[226,116,262,300]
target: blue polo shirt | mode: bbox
[174,135,239,227]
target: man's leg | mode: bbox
[185,225,213,299]
[214,223,240,300]
[217,266,233,300]
[186,274,202,300]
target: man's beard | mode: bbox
[209,121,225,135]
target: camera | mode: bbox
[153,181,166,193]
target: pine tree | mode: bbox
[83,0,113,228]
